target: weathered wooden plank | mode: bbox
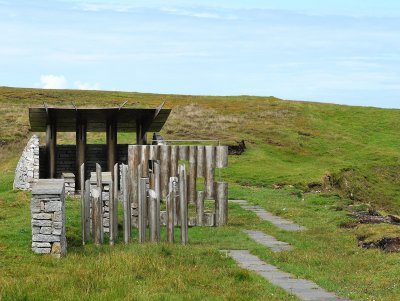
[140,145,150,177]
[216,146,228,168]
[205,146,215,199]
[215,182,228,226]
[92,186,103,245]
[179,165,188,244]
[170,145,179,178]
[128,145,140,207]
[167,177,177,243]
[188,146,197,204]
[154,161,161,236]
[149,145,159,160]
[113,163,118,241]
[80,163,86,245]
[196,146,205,178]
[196,191,204,226]
[149,189,160,242]
[109,182,115,245]
[95,164,103,242]
[84,180,90,240]
[138,177,148,243]
[178,145,189,161]
[160,145,170,199]
[122,164,131,244]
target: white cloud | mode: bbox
[74,81,100,90]
[40,74,68,89]
[161,7,237,20]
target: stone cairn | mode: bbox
[14,135,40,190]
[31,179,66,257]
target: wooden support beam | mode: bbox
[76,121,87,190]
[167,177,177,243]
[84,179,90,241]
[136,121,147,145]
[149,189,160,242]
[95,164,103,242]
[106,121,117,173]
[160,145,170,199]
[109,180,115,246]
[128,145,140,208]
[138,176,148,243]
[205,146,215,199]
[113,163,119,240]
[45,118,56,179]
[188,146,197,204]
[196,191,204,226]
[215,182,228,226]
[80,163,86,245]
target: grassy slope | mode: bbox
[0,86,400,300]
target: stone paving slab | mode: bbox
[243,230,293,252]
[235,200,305,231]
[225,250,350,301]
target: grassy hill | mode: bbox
[1,86,400,300]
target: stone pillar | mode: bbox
[31,179,66,257]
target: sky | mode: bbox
[0,1,400,108]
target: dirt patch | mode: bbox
[351,209,400,225]
[359,237,400,252]
[228,140,246,155]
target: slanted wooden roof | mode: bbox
[29,107,171,132]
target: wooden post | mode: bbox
[196,191,204,226]
[106,121,117,173]
[113,163,119,240]
[138,177,148,243]
[215,182,228,226]
[205,146,215,199]
[188,146,197,204]
[76,121,86,190]
[160,145,170,200]
[149,189,160,242]
[140,145,150,177]
[109,182,115,245]
[45,118,56,179]
[136,121,147,145]
[84,179,90,240]
[92,186,103,245]
[216,146,228,168]
[95,164,103,242]
[128,145,140,207]
[149,145,159,161]
[80,163,86,245]
[179,165,188,244]
[196,146,205,178]
[178,145,189,161]
[170,145,179,177]
[154,161,161,234]
[167,177,177,243]
[122,164,131,244]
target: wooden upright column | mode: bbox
[46,117,56,179]
[136,121,147,145]
[76,121,87,190]
[107,121,117,173]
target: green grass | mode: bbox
[1,86,400,300]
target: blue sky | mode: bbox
[0,1,400,108]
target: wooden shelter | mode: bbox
[29,105,171,189]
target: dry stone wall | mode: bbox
[13,135,39,190]
[31,179,66,257]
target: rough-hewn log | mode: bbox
[149,189,160,242]
[122,164,131,244]
[196,146,205,178]
[178,145,189,161]
[92,186,103,245]
[167,177,177,243]
[215,182,228,226]
[170,145,179,178]
[140,145,150,177]
[160,145,170,199]
[80,163,86,245]
[196,191,204,226]
[179,165,188,244]
[205,146,215,199]
[216,146,228,168]
[138,176,148,243]
[188,146,197,204]
[128,145,140,206]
